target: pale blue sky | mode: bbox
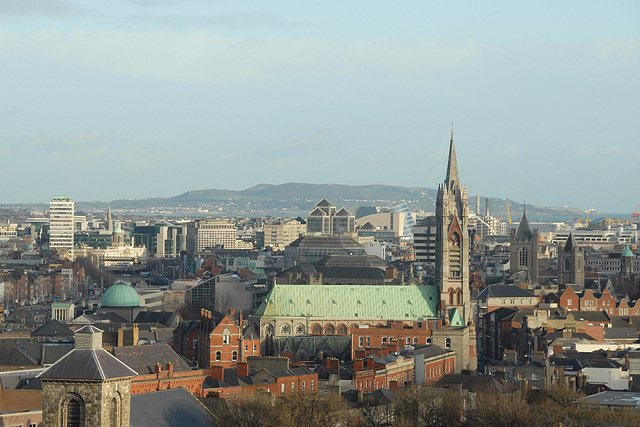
[1,1,639,212]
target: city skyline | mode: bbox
[2,1,638,212]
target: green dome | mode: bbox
[102,283,140,308]
[622,246,634,258]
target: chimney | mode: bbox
[326,357,340,374]
[389,380,399,391]
[354,359,365,371]
[237,361,250,377]
[154,363,162,374]
[211,365,224,381]
[381,345,389,358]
[239,311,244,327]
[367,357,375,370]
[229,308,237,317]
[355,349,366,360]
[553,344,563,356]
[503,350,518,364]
[531,351,545,365]
[387,340,399,354]
[165,362,174,373]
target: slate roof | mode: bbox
[476,284,536,300]
[133,311,180,327]
[31,320,74,338]
[131,387,218,427]
[316,255,388,268]
[254,284,438,319]
[604,327,638,340]
[514,212,533,240]
[38,348,137,380]
[0,343,39,367]
[112,343,192,374]
[412,345,450,359]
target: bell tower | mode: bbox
[436,127,471,324]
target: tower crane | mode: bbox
[506,198,512,224]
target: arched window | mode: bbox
[63,395,85,427]
[325,324,335,335]
[281,324,291,334]
[295,324,305,334]
[519,248,529,268]
[312,324,322,334]
[456,289,462,305]
[564,258,570,272]
[445,338,451,349]
[223,328,231,345]
[110,397,119,427]
[216,351,221,361]
[232,350,238,361]
[337,324,347,334]
[449,289,454,305]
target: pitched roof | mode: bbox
[112,343,192,374]
[31,319,74,337]
[514,211,533,240]
[254,284,438,319]
[476,284,535,299]
[133,311,180,327]
[38,348,137,380]
[130,387,218,427]
[564,231,578,252]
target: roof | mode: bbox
[253,284,438,319]
[0,343,39,367]
[316,255,388,268]
[514,212,533,240]
[575,391,640,408]
[476,284,535,300]
[622,246,634,258]
[31,319,74,338]
[102,283,140,308]
[131,387,218,427]
[112,343,192,374]
[564,231,578,252]
[287,235,363,250]
[38,348,137,380]
[133,311,179,327]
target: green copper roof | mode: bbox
[254,284,438,319]
[449,308,465,326]
[102,283,140,308]
[622,246,634,258]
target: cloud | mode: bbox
[495,145,517,157]
[0,30,482,87]
[576,145,593,156]
[605,146,620,155]
[0,0,82,16]
[598,38,640,58]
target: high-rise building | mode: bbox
[49,195,75,259]
[263,219,305,248]
[188,219,237,254]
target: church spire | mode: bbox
[107,206,112,232]
[445,124,460,187]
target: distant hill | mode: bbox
[76,183,587,219]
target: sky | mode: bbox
[1,1,639,213]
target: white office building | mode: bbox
[49,195,75,259]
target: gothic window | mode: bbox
[295,324,305,334]
[325,324,335,334]
[281,324,291,334]
[456,289,461,305]
[312,324,322,334]
[223,328,231,345]
[564,258,570,272]
[449,289,454,305]
[265,324,274,336]
[445,338,451,349]
[519,248,529,268]
[232,350,238,361]
[359,336,364,347]
[337,324,347,334]
[216,351,221,361]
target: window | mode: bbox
[291,383,295,392]
[337,324,347,334]
[302,381,306,390]
[427,338,432,344]
[414,337,418,344]
[325,324,335,334]
[64,396,84,427]
[445,338,451,349]
[532,372,540,381]
[253,344,257,352]
[245,345,249,352]
[366,337,371,347]
[281,383,285,393]
[382,337,387,344]
[359,336,364,347]
[216,351,221,361]
[232,350,238,361]
[296,324,305,334]
[110,397,119,427]
[281,324,291,334]
[519,248,529,268]
[312,324,322,334]
[223,328,231,345]
[311,380,315,390]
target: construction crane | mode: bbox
[506,198,512,224]
[633,205,640,225]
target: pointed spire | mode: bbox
[107,206,112,232]
[564,231,578,252]
[514,210,533,240]
[445,124,460,187]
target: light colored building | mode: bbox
[263,219,305,248]
[307,199,355,235]
[195,219,236,250]
[0,222,17,241]
[49,195,75,259]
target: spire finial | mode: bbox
[523,201,526,213]
[451,122,454,139]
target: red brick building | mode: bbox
[197,309,261,369]
[350,320,441,359]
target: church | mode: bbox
[250,129,478,372]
